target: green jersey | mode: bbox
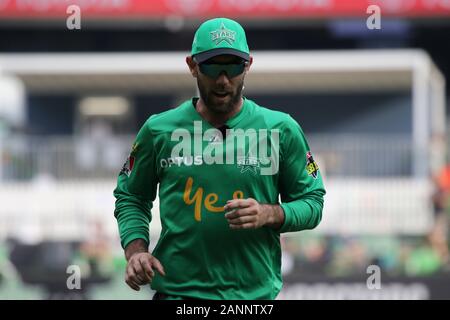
[114,97,325,299]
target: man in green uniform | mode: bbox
[114,17,325,300]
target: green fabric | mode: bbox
[191,17,250,61]
[114,97,325,299]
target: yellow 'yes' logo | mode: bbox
[183,177,244,221]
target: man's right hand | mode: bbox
[124,239,166,291]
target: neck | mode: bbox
[196,97,243,128]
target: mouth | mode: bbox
[212,91,230,99]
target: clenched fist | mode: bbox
[224,198,285,230]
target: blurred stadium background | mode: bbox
[1,0,450,300]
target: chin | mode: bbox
[207,98,233,113]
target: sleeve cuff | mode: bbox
[121,232,149,250]
[278,201,312,233]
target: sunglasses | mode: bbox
[198,60,248,79]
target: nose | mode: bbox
[215,71,231,85]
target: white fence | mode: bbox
[0,134,433,240]
[0,134,414,180]
[0,135,134,180]
[0,178,433,243]
[316,178,433,235]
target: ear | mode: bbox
[244,56,253,76]
[186,56,198,78]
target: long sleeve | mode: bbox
[278,115,326,233]
[113,119,158,249]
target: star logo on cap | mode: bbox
[210,23,236,45]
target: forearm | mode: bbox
[261,204,285,229]
[125,238,149,261]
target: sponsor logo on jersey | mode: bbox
[183,176,244,221]
[305,151,319,179]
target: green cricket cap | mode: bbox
[191,18,250,64]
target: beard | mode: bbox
[197,77,244,114]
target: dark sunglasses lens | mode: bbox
[200,63,245,78]
[199,64,221,78]
[226,64,246,77]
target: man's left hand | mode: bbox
[224,198,284,229]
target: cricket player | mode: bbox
[114,17,325,300]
